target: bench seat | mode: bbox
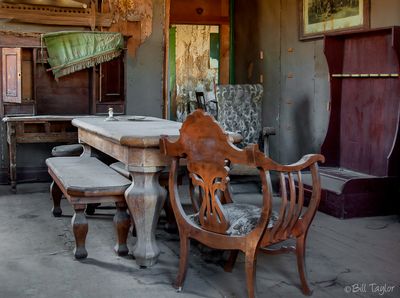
[47,157,131,199]
[46,156,132,259]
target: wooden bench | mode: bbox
[46,156,132,259]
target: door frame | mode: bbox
[163,0,232,119]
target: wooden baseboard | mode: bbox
[0,167,51,185]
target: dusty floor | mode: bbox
[0,182,399,298]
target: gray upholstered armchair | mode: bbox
[216,84,275,176]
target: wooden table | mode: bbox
[72,116,182,267]
[2,115,79,191]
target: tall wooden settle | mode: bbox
[315,27,400,218]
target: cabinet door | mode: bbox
[2,48,21,103]
[100,56,124,102]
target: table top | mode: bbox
[2,115,93,123]
[72,116,182,148]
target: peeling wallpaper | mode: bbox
[174,25,219,121]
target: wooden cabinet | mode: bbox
[0,41,126,117]
[2,48,22,103]
[100,57,124,102]
[94,55,126,114]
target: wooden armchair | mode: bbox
[160,110,324,298]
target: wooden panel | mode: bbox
[3,102,35,115]
[0,31,41,48]
[342,33,398,74]
[340,78,400,176]
[100,57,124,102]
[323,27,400,177]
[21,49,33,101]
[219,24,230,84]
[339,33,399,176]
[2,48,21,103]
[96,102,124,114]
[170,0,229,24]
[0,3,112,28]
[35,64,90,115]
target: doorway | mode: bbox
[168,25,220,121]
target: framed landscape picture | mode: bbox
[299,0,370,40]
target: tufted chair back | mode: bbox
[216,84,263,147]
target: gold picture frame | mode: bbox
[299,0,370,40]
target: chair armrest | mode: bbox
[255,152,325,239]
[280,154,325,170]
[255,152,325,172]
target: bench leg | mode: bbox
[72,205,88,259]
[113,202,131,256]
[50,181,63,217]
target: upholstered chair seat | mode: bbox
[189,203,278,236]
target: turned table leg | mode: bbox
[72,204,88,259]
[125,167,167,267]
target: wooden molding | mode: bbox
[0,3,112,28]
[170,16,229,25]
[0,30,42,47]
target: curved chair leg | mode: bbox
[245,249,258,298]
[50,181,63,217]
[173,235,190,291]
[224,250,239,272]
[113,202,131,256]
[72,205,88,259]
[296,235,312,295]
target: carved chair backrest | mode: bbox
[161,109,258,234]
